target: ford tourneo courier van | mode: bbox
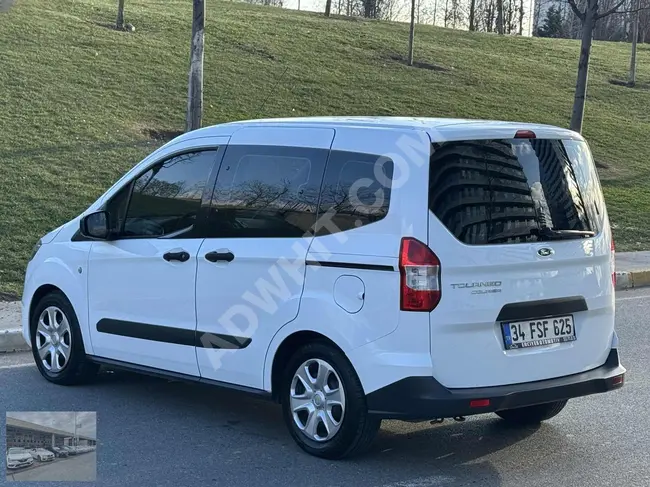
[23,117,625,459]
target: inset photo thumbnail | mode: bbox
[6,411,96,482]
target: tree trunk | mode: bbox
[469,0,476,30]
[570,3,595,133]
[444,0,449,27]
[186,0,205,132]
[629,0,640,86]
[116,0,125,30]
[496,0,504,34]
[408,0,416,65]
[325,0,332,16]
[518,0,524,34]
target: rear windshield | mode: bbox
[429,138,604,245]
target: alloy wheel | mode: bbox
[35,306,72,372]
[290,358,346,442]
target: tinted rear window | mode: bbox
[429,139,603,245]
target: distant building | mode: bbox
[6,417,96,449]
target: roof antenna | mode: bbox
[256,64,290,119]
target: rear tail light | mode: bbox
[610,237,616,288]
[611,374,624,386]
[399,237,441,312]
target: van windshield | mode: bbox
[429,138,604,245]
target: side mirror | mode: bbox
[80,211,110,240]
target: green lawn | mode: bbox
[1,0,650,297]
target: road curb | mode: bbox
[0,327,29,353]
[616,270,650,291]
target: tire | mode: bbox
[30,290,99,385]
[496,400,568,425]
[280,341,381,459]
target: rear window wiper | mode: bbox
[487,227,594,243]
[531,227,595,241]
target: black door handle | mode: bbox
[205,251,235,263]
[163,251,190,262]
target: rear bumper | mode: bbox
[366,348,626,420]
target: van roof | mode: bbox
[173,116,583,145]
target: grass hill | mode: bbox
[1,0,650,296]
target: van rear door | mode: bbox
[427,135,615,388]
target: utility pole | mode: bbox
[186,0,206,132]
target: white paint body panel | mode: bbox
[195,237,311,387]
[86,238,203,376]
[429,220,615,388]
[195,127,335,387]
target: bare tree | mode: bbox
[186,0,205,132]
[567,0,643,132]
[469,0,478,29]
[639,0,650,41]
[496,0,505,32]
[629,0,639,86]
[325,0,332,16]
[408,0,416,65]
[116,0,125,30]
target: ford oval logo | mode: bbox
[537,247,554,257]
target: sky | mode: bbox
[273,0,535,36]
[7,411,97,439]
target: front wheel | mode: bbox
[280,342,381,459]
[496,400,568,425]
[30,290,99,385]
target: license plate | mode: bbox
[502,315,576,350]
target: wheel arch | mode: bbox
[24,257,93,354]
[269,330,347,402]
[29,284,64,325]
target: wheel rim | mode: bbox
[35,306,72,373]
[290,358,346,442]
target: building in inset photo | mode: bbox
[6,412,96,482]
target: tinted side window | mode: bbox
[316,151,393,235]
[121,150,217,238]
[206,145,328,238]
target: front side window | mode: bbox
[429,139,601,245]
[206,145,328,238]
[115,150,217,238]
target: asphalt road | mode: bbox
[1,289,649,487]
[6,451,96,481]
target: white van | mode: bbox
[22,117,625,459]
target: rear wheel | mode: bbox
[496,400,568,425]
[280,341,381,459]
[30,291,99,385]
